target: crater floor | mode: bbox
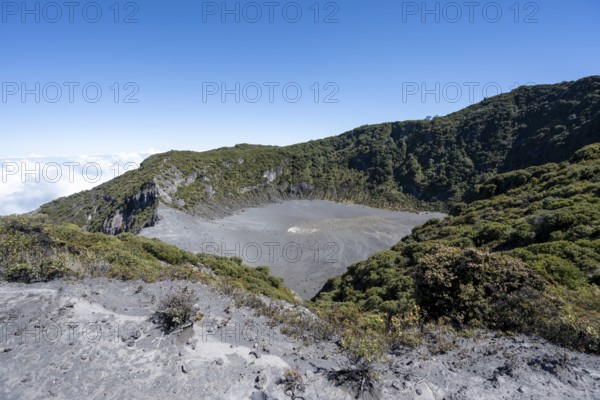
[139,200,445,299]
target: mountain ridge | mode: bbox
[38,76,600,234]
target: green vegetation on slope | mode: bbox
[0,214,296,303]
[315,143,600,353]
[40,77,600,234]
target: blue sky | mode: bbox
[1,0,598,157]
[0,0,600,157]
[0,0,599,213]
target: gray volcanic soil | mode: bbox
[1,279,599,400]
[140,201,445,299]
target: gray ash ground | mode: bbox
[1,279,599,400]
[140,201,445,299]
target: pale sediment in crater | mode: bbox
[140,200,445,299]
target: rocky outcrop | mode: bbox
[263,167,283,183]
[100,184,159,235]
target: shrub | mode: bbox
[3,263,37,283]
[414,245,552,331]
[386,305,424,349]
[328,335,382,399]
[138,237,189,265]
[3,260,70,283]
[474,222,513,246]
[319,308,388,398]
[280,368,306,399]
[155,286,198,332]
[39,259,70,281]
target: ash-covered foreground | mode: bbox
[140,201,445,299]
[1,279,599,400]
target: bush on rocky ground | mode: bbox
[154,286,198,332]
[280,368,306,399]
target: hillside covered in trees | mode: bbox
[40,77,600,234]
[315,143,600,353]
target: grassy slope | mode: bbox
[315,144,600,353]
[0,214,296,303]
[40,77,600,234]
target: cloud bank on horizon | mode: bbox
[0,151,159,215]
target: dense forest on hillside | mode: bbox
[315,143,600,353]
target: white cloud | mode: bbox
[0,150,160,215]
